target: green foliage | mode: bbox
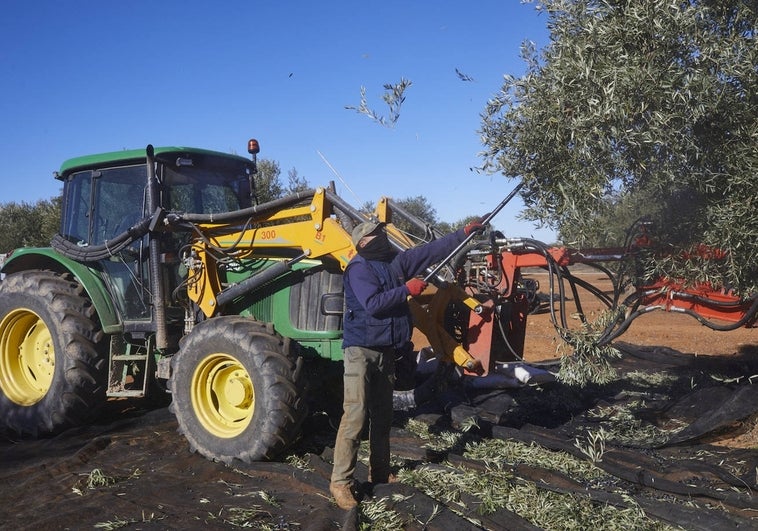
[0,197,61,252]
[393,195,441,238]
[253,160,310,203]
[253,159,285,204]
[480,0,758,294]
[557,308,624,387]
[346,78,413,128]
[286,167,309,193]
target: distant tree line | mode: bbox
[0,197,61,253]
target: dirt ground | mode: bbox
[0,272,756,530]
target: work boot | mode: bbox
[329,482,357,510]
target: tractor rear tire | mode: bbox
[169,316,306,463]
[0,271,107,436]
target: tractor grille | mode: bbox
[289,268,343,332]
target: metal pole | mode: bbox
[145,145,168,350]
[423,181,524,282]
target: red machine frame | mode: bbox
[459,238,757,375]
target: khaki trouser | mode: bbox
[331,345,396,485]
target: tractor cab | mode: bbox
[57,147,255,324]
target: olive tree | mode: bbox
[0,197,61,253]
[480,0,757,294]
[253,159,285,204]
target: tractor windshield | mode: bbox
[60,165,147,246]
[161,154,253,215]
[59,153,253,246]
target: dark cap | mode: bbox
[351,221,385,247]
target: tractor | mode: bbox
[1,139,754,464]
[0,140,487,463]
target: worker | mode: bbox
[329,217,486,510]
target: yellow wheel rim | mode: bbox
[0,308,55,405]
[191,352,255,438]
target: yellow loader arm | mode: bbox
[184,187,482,372]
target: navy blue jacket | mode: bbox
[342,229,466,349]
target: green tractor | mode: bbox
[0,142,363,462]
[0,140,495,463]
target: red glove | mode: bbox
[464,217,486,236]
[405,278,428,297]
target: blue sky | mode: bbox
[0,1,554,240]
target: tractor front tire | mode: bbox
[169,317,306,463]
[0,271,107,436]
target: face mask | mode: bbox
[357,232,396,261]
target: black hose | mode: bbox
[561,265,588,324]
[680,295,758,331]
[215,258,302,308]
[171,189,319,224]
[51,216,153,262]
[562,269,615,309]
[521,238,568,330]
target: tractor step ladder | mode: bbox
[107,335,153,398]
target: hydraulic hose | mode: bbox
[680,294,758,331]
[215,253,308,308]
[170,189,319,224]
[51,216,152,262]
